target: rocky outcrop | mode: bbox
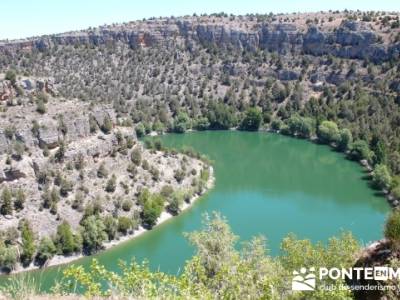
[0,19,398,63]
[0,98,116,154]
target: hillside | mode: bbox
[0,9,399,291]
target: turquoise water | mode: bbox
[0,131,389,290]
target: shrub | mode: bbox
[141,193,165,229]
[101,115,113,134]
[81,216,107,254]
[337,128,353,152]
[35,237,57,266]
[97,163,108,178]
[174,169,185,183]
[385,210,400,245]
[317,120,339,144]
[240,107,262,131]
[348,140,373,162]
[105,174,117,193]
[14,188,26,211]
[118,217,133,235]
[20,220,36,266]
[131,149,142,165]
[173,112,191,133]
[1,187,13,216]
[5,70,17,84]
[36,99,47,114]
[54,221,78,255]
[122,200,133,212]
[135,123,145,138]
[372,164,392,190]
[167,192,183,215]
[103,215,118,240]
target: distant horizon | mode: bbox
[1,0,399,40]
[5,9,400,41]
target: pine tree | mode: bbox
[20,220,36,266]
[14,188,26,211]
[55,221,77,255]
[1,187,13,215]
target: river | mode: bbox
[0,131,389,291]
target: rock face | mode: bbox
[0,18,398,63]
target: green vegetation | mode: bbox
[100,115,113,134]
[372,164,392,190]
[207,102,237,130]
[5,69,17,85]
[35,237,57,266]
[105,174,117,193]
[54,213,359,299]
[284,115,314,138]
[349,140,373,162]
[338,128,353,152]
[239,107,262,131]
[81,216,107,254]
[384,210,400,247]
[173,112,191,133]
[1,187,13,216]
[20,220,36,266]
[54,221,80,255]
[139,189,165,228]
[317,120,340,144]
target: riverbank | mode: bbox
[7,166,215,275]
[151,127,399,207]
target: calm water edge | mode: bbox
[0,131,389,291]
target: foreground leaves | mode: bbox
[51,212,360,299]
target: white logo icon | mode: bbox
[292,267,316,291]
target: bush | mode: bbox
[35,237,57,266]
[97,163,108,178]
[122,200,133,212]
[105,174,117,193]
[0,244,17,272]
[118,217,133,235]
[286,115,314,138]
[103,215,118,240]
[372,164,392,190]
[20,220,36,266]
[167,192,183,215]
[141,193,165,229]
[101,115,113,134]
[240,107,262,131]
[131,149,142,165]
[14,188,26,211]
[385,210,400,245]
[36,99,47,114]
[1,187,13,216]
[337,128,353,152]
[173,112,191,133]
[317,120,339,144]
[174,169,185,183]
[271,119,282,131]
[348,140,373,162]
[392,186,400,199]
[135,123,145,138]
[194,117,210,130]
[54,221,78,255]
[207,102,237,130]
[81,216,107,254]
[5,70,17,84]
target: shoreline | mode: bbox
[7,166,215,275]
